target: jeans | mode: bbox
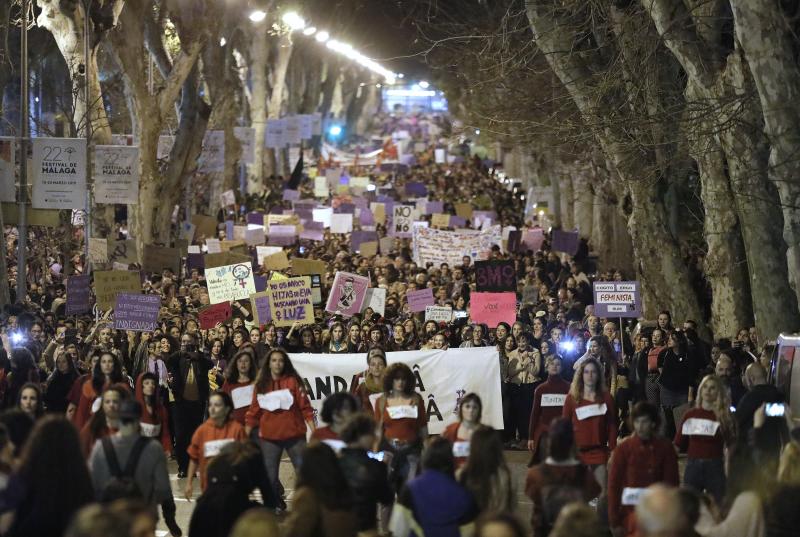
[509,382,536,441]
[172,399,205,473]
[260,437,306,503]
[684,457,726,503]
[659,386,687,441]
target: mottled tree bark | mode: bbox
[246,33,268,194]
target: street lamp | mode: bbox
[282,11,305,30]
[249,10,267,22]
[302,26,317,36]
[315,30,330,43]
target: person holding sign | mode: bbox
[221,350,258,425]
[607,402,679,537]
[563,357,617,495]
[441,393,483,468]
[674,374,734,503]
[352,348,387,412]
[185,391,246,499]
[245,349,315,508]
[527,356,571,461]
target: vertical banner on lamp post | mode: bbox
[94,145,139,204]
[32,138,87,209]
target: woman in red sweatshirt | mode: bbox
[441,392,482,469]
[562,357,617,494]
[135,371,172,454]
[674,374,735,503]
[528,356,571,462]
[221,349,257,425]
[245,348,315,505]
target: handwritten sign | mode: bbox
[407,288,435,313]
[114,293,161,332]
[431,213,450,228]
[198,302,232,329]
[412,225,503,267]
[88,238,108,264]
[425,305,453,323]
[390,205,414,238]
[469,292,517,328]
[94,270,142,311]
[592,281,641,318]
[205,263,256,304]
[475,260,517,292]
[66,275,91,316]
[266,276,314,327]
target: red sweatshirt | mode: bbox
[441,422,470,468]
[674,407,725,459]
[607,434,679,534]
[562,392,617,465]
[221,380,255,425]
[245,375,314,441]
[529,375,571,451]
[135,373,171,453]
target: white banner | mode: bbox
[32,137,87,209]
[412,225,503,267]
[94,145,140,204]
[198,130,225,173]
[0,137,15,202]
[289,348,503,434]
[234,127,256,165]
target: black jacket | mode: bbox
[166,351,212,403]
[338,448,393,531]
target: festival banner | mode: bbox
[31,137,87,209]
[66,275,92,316]
[93,270,142,311]
[199,302,232,329]
[412,225,503,267]
[205,263,256,304]
[266,276,314,327]
[93,145,139,204]
[469,292,517,328]
[0,138,15,202]
[289,348,503,434]
[475,260,517,292]
[407,288,435,313]
[325,271,370,317]
[113,293,161,332]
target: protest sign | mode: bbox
[0,204,60,227]
[205,263,256,304]
[593,281,641,318]
[0,138,15,202]
[289,348,503,434]
[475,260,517,292]
[142,245,181,274]
[330,213,353,234]
[256,246,283,266]
[220,240,247,253]
[204,251,251,269]
[454,203,473,219]
[94,270,141,311]
[32,137,87,209]
[198,130,225,173]
[390,205,414,238]
[282,189,300,201]
[469,292,517,328]
[66,275,91,316]
[379,236,394,254]
[105,240,137,266]
[314,176,329,198]
[312,207,333,228]
[507,230,522,253]
[299,229,324,241]
[245,227,265,246]
[291,258,327,278]
[522,228,545,252]
[233,126,255,164]
[412,225,503,267]
[266,276,314,327]
[232,225,247,241]
[434,148,446,164]
[359,241,378,257]
[425,201,443,214]
[551,229,580,255]
[370,203,386,224]
[450,215,466,228]
[351,230,378,252]
[265,118,285,149]
[249,291,272,326]
[262,251,290,271]
[407,288,435,313]
[94,145,139,204]
[405,182,427,197]
[88,238,108,264]
[205,239,222,253]
[431,213,450,228]
[191,215,218,238]
[199,302,232,329]
[113,293,160,332]
[362,288,386,316]
[157,135,174,158]
[179,221,196,242]
[326,272,370,317]
[425,305,453,323]
[186,253,204,272]
[220,189,236,207]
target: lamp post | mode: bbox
[82,0,93,276]
[17,0,29,303]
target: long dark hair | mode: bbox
[255,348,304,392]
[88,384,130,440]
[226,350,257,384]
[92,351,124,395]
[296,442,353,510]
[18,382,44,418]
[15,416,94,533]
[459,426,512,511]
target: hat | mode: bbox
[118,400,142,421]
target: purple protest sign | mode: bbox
[254,275,267,292]
[359,209,375,226]
[405,182,427,196]
[250,291,271,325]
[450,216,467,228]
[113,293,161,332]
[522,229,544,252]
[186,253,205,271]
[592,281,641,318]
[295,209,313,220]
[407,288,435,313]
[551,229,580,255]
[267,234,296,246]
[247,212,265,225]
[66,275,91,315]
[425,201,443,214]
[303,220,324,230]
[299,230,324,241]
[335,203,355,214]
[282,189,300,201]
[351,230,378,252]
[325,271,370,317]
[225,220,234,240]
[352,197,369,209]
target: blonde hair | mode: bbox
[779,441,800,485]
[695,375,735,442]
[229,508,279,537]
[569,357,605,402]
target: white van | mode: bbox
[772,334,800,425]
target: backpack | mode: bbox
[100,436,151,502]
[538,464,589,534]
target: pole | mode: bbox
[83,0,93,275]
[16,0,29,303]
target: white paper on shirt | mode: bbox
[204,438,234,458]
[232,385,255,409]
[322,439,346,453]
[387,405,418,419]
[452,441,470,458]
[140,422,161,437]
[622,487,646,506]
[575,403,608,421]
[541,394,566,407]
[91,397,102,413]
[681,418,720,436]
[369,392,382,410]
[258,389,293,411]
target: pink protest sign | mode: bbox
[325,271,370,317]
[407,288,435,313]
[522,229,545,253]
[469,292,517,328]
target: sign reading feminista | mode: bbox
[592,281,641,318]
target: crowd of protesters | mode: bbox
[0,131,797,537]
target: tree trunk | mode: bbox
[247,33,268,194]
[573,173,593,236]
[266,34,293,175]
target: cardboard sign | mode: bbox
[362,288,386,316]
[31,137,87,209]
[94,270,142,311]
[94,145,139,204]
[592,281,642,318]
[220,239,247,253]
[192,215,218,239]
[330,213,353,234]
[205,251,251,269]
[291,258,327,278]
[475,260,517,292]
[370,203,386,224]
[199,131,225,173]
[66,275,91,316]
[431,213,450,228]
[379,236,394,254]
[266,276,314,327]
[256,246,283,266]
[454,203,473,219]
[142,245,181,274]
[105,239,138,265]
[113,293,161,332]
[360,241,378,257]
[262,250,290,271]
[522,228,544,252]
[88,238,108,264]
[198,302,232,329]
[425,305,453,323]
[205,263,257,304]
[407,288,435,313]
[351,230,378,253]
[390,205,414,238]
[469,292,517,328]
[0,203,60,227]
[249,291,272,326]
[325,272,370,317]
[551,229,580,255]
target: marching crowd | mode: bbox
[0,152,797,537]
